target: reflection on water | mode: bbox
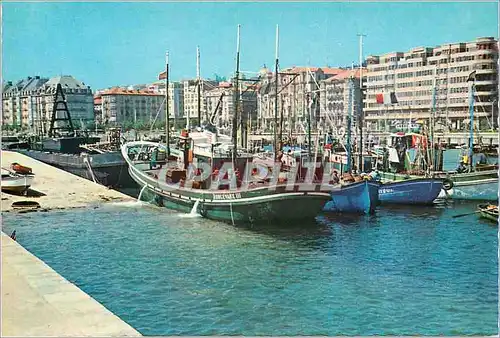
[2,200,497,336]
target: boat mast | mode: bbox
[165,52,170,157]
[357,33,366,173]
[273,24,279,161]
[197,46,201,127]
[467,71,476,172]
[307,82,312,161]
[346,75,353,173]
[429,70,437,171]
[231,24,241,167]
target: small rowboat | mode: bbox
[10,162,33,175]
[477,203,499,223]
[1,174,34,194]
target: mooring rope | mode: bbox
[230,202,235,226]
[83,156,98,184]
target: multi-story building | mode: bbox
[182,79,218,124]
[205,82,234,128]
[94,95,103,125]
[204,81,258,130]
[364,36,498,132]
[319,68,365,134]
[257,66,342,132]
[40,76,94,126]
[2,76,48,127]
[150,80,184,123]
[2,75,93,131]
[98,87,164,125]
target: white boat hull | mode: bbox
[437,178,498,201]
[1,175,34,194]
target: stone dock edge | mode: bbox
[1,232,142,337]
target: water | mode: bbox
[137,185,147,201]
[2,201,497,335]
[179,200,202,219]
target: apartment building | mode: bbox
[319,68,365,134]
[364,37,498,132]
[2,76,48,127]
[2,75,94,131]
[98,88,164,124]
[182,79,218,124]
[150,81,184,122]
[205,81,258,130]
[257,66,342,132]
[205,82,234,128]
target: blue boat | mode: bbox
[324,180,380,214]
[379,178,444,205]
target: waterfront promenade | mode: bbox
[1,150,134,212]
[1,233,141,336]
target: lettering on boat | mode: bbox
[213,193,242,200]
[379,188,394,194]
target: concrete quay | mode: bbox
[1,150,135,212]
[1,233,141,336]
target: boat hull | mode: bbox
[324,180,380,214]
[438,178,498,201]
[143,186,330,225]
[123,141,331,225]
[380,170,498,201]
[379,178,443,205]
[17,149,136,191]
[478,204,498,223]
[1,175,34,194]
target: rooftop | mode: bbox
[43,75,90,91]
[324,68,366,82]
[99,87,162,96]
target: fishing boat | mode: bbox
[123,25,332,225]
[378,177,443,205]
[1,169,34,194]
[122,140,331,225]
[373,132,498,202]
[435,170,498,201]
[323,65,380,214]
[477,203,498,223]
[325,179,380,214]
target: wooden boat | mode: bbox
[379,178,444,205]
[477,203,498,223]
[324,179,380,214]
[122,140,331,225]
[1,170,34,194]
[10,162,32,175]
[373,132,498,202]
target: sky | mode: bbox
[2,1,498,90]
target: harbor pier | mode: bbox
[1,233,141,336]
[1,150,135,212]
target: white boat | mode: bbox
[1,169,34,194]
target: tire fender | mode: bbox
[442,179,454,191]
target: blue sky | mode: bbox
[2,1,498,89]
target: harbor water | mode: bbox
[2,200,497,335]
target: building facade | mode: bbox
[204,81,258,131]
[97,88,164,125]
[151,79,185,123]
[257,66,342,133]
[364,37,498,133]
[2,75,94,131]
[182,79,218,124]
[319,69,365,136]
